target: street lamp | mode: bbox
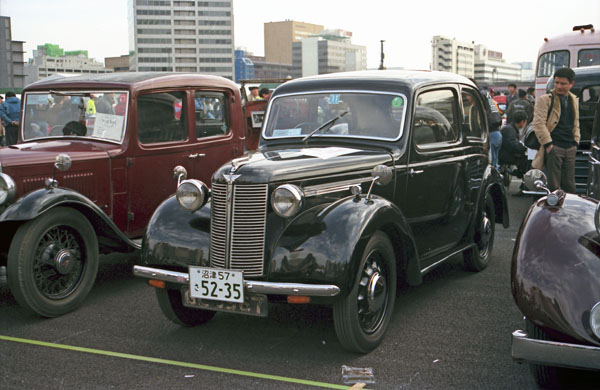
[378,40,386,70]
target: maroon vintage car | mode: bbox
[0,72,256,317]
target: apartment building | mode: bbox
[264,20,324,65]
[473,44,521,84]
[431,35,475,78]
[129,0,234,79]
[0,16,26,91]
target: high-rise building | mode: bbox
[264,20,324,65]
[129,0,234,79]
[431,36,475,78]
[0,16,26,91]
[473,44,521,84]
[292,30,367,78]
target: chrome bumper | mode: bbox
[512,329,600,370]
[133,265,341,297]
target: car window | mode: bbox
[138,91,187,144]
[461,89,486,139]
[413,89,458,146]
[580,85,600,143]
[578,49,600,67]
[194,92,229,138]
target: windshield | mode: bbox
[263,91,407,141]
[537,50,570,77]
[22,91,129,143]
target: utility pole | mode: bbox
[378,40,386,70]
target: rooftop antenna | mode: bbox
[378,40,386,70]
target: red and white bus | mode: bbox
[535,24,600,96]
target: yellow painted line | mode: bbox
[0,335,362,389]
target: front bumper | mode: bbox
[133,265,341,297]
[512,329,600,370]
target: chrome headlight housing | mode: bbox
[591,302,600,339]
[271,184,304,218]
[176,179,208,212]
[0,172,16,206]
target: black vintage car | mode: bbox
[133,70,509,353]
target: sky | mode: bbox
[1,0,599,70]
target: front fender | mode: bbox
[269,195,420,295]
[141,195,211,268]
[0,187,139,253]
[484,165,509,228]
[512,194,600,346]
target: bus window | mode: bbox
[578,49,600,67]
[537,50,569,77]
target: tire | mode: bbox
[7,207,99,317]
[525,319,566,388]
[464,195,495,272]
[155,288,216,326]
[333,231,396,353]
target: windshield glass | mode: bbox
[537,50,569,77]
[263,91,407,141]
[22,91,129,143]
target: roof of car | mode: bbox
[274,70,475,95]
[23,72,238,92]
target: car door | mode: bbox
[127,89,196,237]
[404,86,470,264]
[189,90,241,185]
[587,96,600,199]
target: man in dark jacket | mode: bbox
[499,110,529,178]
[0,91,21,146]
[506,89,533,123]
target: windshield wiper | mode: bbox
[301,111,349,143]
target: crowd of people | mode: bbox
[485,67,579,195]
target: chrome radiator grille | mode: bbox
[210,183,268,276]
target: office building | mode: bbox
[0,16,26,91]
[105,55,131,72]
[264,20,324,65]
[292,29,367,77]
[431,35,475,78]
[473,44,521,83]
[129,0,234,79]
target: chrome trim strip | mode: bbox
[303,177,374,197]
[512,329,600,370]
[133,265,340,297]
[420,244,473,275]
[408,153,487,168]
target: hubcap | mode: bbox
[357,253,389,334]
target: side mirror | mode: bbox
[371,165,393,186]
[523,169,547,191]
[173,166,188,186]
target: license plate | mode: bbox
[189,266,244,303]
[182,288,268,317]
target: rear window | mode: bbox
[537,50,570,77]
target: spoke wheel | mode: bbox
[464,195,495,272]
[156,288,216,326]
[8,207,98,317]
[334,231,396,353]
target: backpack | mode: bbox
[523,92,555,150]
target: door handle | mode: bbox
[409,168,424,177]
[188,153,206,159]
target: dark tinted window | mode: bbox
[138,91,187,144]
[578,49,600,67]
[413,89,458,146]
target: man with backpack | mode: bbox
[531,67,580,192]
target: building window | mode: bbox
[175,48,196,54]
[198,29,231,35]
[173,1,195,6]
[175,29,196,35]
[176,57,197,63]
[198,57,232,63]
[174,10,195,16]
[176,66,197,72]
[137,19,171,25]
[137,38,172,44]
[137,28,171,35]
[175,38,196,44]
[198,39,232,45]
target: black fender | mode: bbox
[141,195,212,268]
[268,195,421,295]
[0,187,139,254]
[512,194,600,346]
[474,165,509,231]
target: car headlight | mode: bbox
[0,173,16,206]
[591,302,600,339]
[176,179,208,212]
[271,184,303,218]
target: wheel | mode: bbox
[333,231,396,353]
[7,207,99,317]
[155,288,216,326]
[464,195,495,272]
[525,319,568,388]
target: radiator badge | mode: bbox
[223,174,241,184]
